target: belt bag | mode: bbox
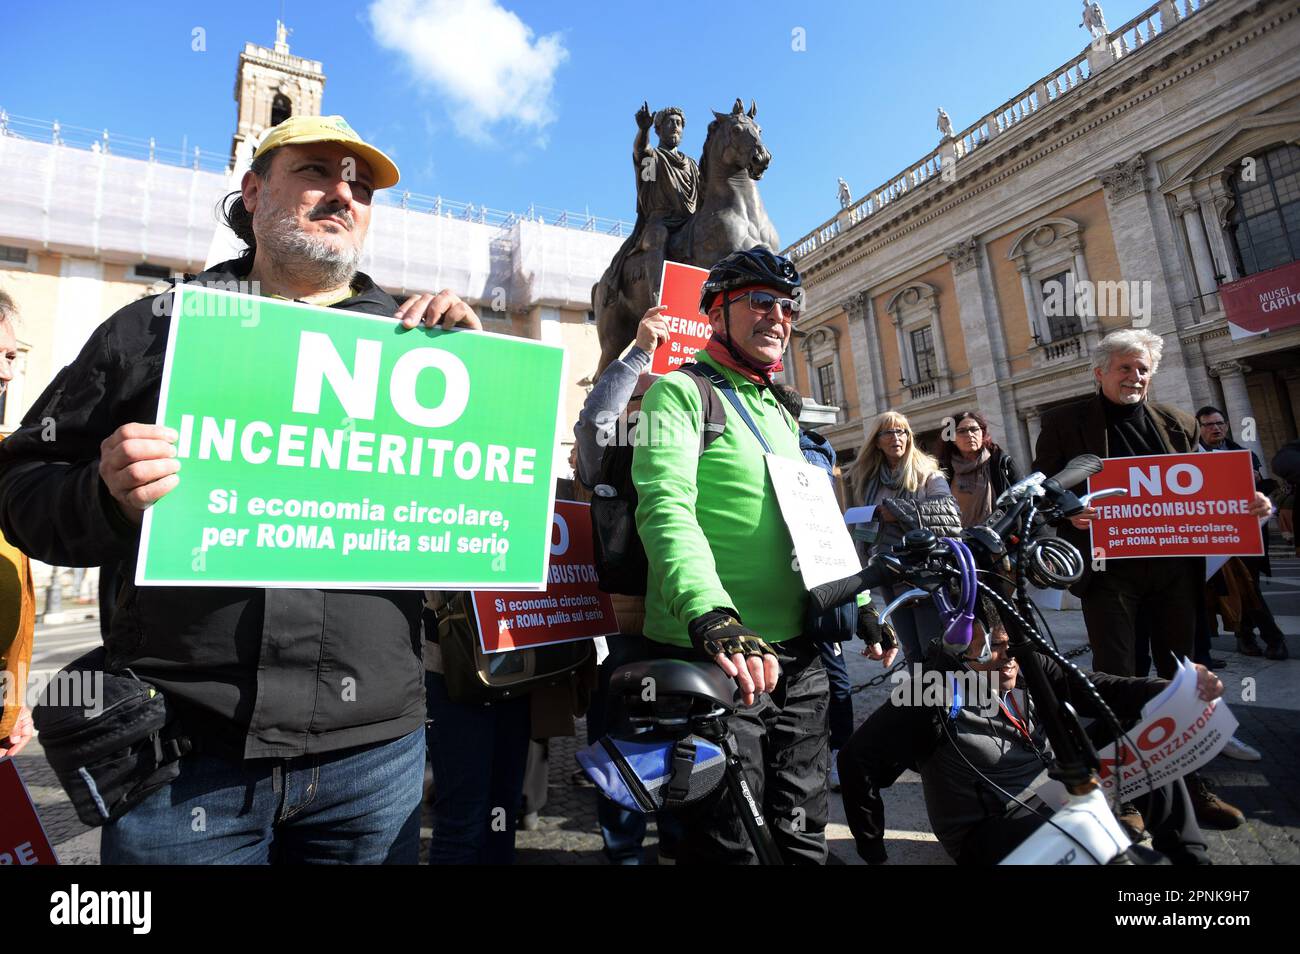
[31,647,193,827]
[576,732,726,813]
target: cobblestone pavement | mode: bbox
[17,545,1300,865]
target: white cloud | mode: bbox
[368,0,568,143]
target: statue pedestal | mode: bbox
[1086,40,1117,75]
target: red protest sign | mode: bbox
[0,758,58,865]
[471,500,619,651]
[1087,450,1262,560]
[650,261,712,376]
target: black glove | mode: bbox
[857,603,898,651]
[688,610,777,661]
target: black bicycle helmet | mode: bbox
[698,246,801,314]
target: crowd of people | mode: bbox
[0,112,1292,866]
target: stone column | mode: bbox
[1021,407,1044,464]
[1209,360,1267,476]
[1017,263,1040,341]
[843,291,884,419]
[1200,177,1239,284]
[945,236,1025,466]
[1101,155,1200,410]
[893,312,910,384]
[1100,155,1180,327]
[1070,239,1092,329]
[928,299,950,380]
[1177,198,1220,299]
[828,335,847,421]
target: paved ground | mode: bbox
[13,541,1300,865]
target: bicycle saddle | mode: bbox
[609,659,739,713]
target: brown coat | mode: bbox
[1033,393,1200,596]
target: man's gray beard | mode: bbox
[256,209,361,290]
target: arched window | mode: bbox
[1229,143,1300,276]
[271,93,293,128]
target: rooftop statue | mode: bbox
[937,107,954,139]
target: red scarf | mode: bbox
[704,335,784,385]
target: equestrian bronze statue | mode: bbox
[593,98,780,377]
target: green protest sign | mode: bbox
[137,285,565,589]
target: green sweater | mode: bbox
[632,353,808,648]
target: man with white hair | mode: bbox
[1034,328,1272,831]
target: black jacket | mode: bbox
[1273,440,1300,484]
[988,447,1020,500]
[0,258,426,760]
[1033,394,1200,597]
[838,652,1163,863]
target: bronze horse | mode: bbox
[592,98,780,378]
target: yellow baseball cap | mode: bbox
[255,115,401,190]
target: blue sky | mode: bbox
[2,0,1161,242]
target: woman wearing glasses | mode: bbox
[846,411,960,663]
[936,410,1022,528]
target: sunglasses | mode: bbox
[724,290,802,320]
[879,428,910,438]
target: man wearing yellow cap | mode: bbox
[0,115,477,864]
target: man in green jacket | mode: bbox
[632,248,828,864]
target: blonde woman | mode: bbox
[847,411,961,662]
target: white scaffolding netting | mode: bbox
[363,206,498,301]
[0,135,626,310]
[510,219,621,308]
[0,135,228,267]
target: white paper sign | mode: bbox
[1036,657,1237,808]
[765,453,862,589]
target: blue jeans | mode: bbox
[880,586,942,664]
[100,728,425,864]
[588,635,650,863]
[424,670,532,865]
[817,640,855,751]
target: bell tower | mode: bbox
[231,21,326,161]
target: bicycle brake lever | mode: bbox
[879,587,930,628]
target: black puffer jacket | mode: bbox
[0,258,425,760]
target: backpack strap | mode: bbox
[685,363,774,455]
[677,363,728,457]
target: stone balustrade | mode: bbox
[1043,335,1083,363]
[785,0,1214,263]
[907,380,938,401]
